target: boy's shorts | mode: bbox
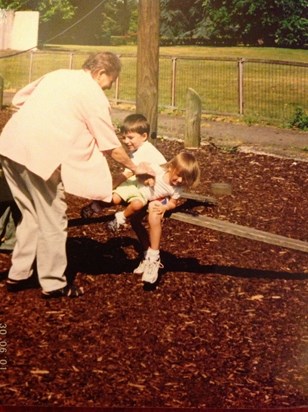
[113,179,148,206]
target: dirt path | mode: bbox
[3,91,308,160]
[112,106,308,161]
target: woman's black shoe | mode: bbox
[42,284,84,299]
[6,278,34,292]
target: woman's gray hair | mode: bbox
[82,51,121,76]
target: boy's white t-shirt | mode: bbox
[130,141,166,165]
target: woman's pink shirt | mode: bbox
[0,69,121,200]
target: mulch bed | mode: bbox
[0,108,307,408]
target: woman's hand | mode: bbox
[135,162,156,178]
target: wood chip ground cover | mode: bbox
[0,110,307,408]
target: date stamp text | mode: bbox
[0,323,7,370]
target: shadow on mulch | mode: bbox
[2,210,307,289]
[65,233,308,288]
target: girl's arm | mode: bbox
[151,197,178,216]
[164,198,178,211]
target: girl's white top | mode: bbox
[138,163,182,201]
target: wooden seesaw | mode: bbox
[171,191,308,254]
[169,88,308,254]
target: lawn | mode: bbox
[46,44,308,63]
[0,45,307,126]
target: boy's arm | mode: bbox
[111,162,156,190]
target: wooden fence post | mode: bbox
[136,0,160,142]
[0,75,3,109]
[184,87,201,148]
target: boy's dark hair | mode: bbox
[120,114,150,136]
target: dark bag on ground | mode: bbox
[0,167,20,251]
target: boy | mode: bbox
[81,113,166,218]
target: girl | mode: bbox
[108,151,200,284]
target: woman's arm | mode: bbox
[106,146,137,173]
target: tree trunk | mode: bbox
[184,87,201,148]
[136,0,160,142]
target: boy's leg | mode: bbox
[112,193,122,205]
[108,198,145,234]
[123,199,145,219]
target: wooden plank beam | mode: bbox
[181,191,217,205]
[171,212,308,253]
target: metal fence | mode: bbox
[0,50,307,125]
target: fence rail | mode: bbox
[0,50,307,126]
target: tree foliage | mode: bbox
[160,0,308,48]
[40,0,137,45]
[1,0,306,48]
[0,0,75,21]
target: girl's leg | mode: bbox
[137,203,164,283]
[130,207,149,252]
[147,201,163,251]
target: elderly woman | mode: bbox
[0,51,144,298]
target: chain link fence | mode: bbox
[0,50,307,126]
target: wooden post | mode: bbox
[238,58,244,115]
[184,87,201,148]
[0,75,3,109]
[136,0,160,141]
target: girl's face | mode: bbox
[122,132,147,152]
[168,168,184,186]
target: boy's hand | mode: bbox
[136,173,155,186]
[139,176,155,187]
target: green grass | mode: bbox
[0,45,307,127]
[45,44,308,63]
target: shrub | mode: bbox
[289,106,308,131]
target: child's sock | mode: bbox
[115,211,126,226]
[145,247,160,262]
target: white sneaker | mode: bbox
[133,259,146,274]
[107,217,120,234]
[141,259,163,284]
[107,212,126,234]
